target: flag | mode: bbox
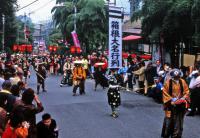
[71,31,80,47]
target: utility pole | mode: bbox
[2,14,5,52]
[73,0,77,31]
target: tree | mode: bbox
[0,0,18,52]
[192,0,200,46]
[131,0,198,66]
[52,0,108,54]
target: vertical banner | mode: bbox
[71,31,80,47]
[108,6,122,69]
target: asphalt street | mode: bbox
[27,73,200,138]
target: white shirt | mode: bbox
[189,76,200,89]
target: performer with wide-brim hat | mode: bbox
[161,68,189,138]
[72,60,86,96]
[93,62,108,91]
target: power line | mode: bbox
[17,0,39,11]
[29,0,55,15]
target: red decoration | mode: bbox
[49,46,53,51]
[21,45,26,52]
[48,46,57,52]
[76,47,81,53]
[139,55,152,60]
[13,45,18,51]
[70,46,82,54]
[53,47,57,52]
[70,46,76,53]
[26,45,32,52]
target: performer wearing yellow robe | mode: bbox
[72,62,86,96]
[161,69,189,138]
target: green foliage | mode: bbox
[52,0,108,53]
[132,0,199,47]
[0,0,18,52]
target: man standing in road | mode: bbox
[72,61,86,96]
[161,69,189,138]
[36,61,47,94]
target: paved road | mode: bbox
[27,73,200,138]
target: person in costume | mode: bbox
[161,69,189,138]
[107,69,121,118]
[72,61,86,96]
[36,62,47,94]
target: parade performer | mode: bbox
[22,59,30,83]
[161,69,189,138]
[36,62,47,94]
[93,63,108,91]
[107,69,121,118]
[72,61,86,96]
[60,59,72,86]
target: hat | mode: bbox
[74,60,83,64]
[170,69,183,77]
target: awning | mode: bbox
[123,35,142,41]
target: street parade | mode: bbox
[0,0,200,138]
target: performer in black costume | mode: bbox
[36,62,47,94]
[107,69,121,118]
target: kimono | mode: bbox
[107,74,121,108]
[162,78,189,138]
[72,65,86,94]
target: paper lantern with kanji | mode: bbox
[13,45,18,52]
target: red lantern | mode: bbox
[26,45,32,52]
[13,45,18,52]
[53,46,57,52]
[21,45,26,52]
[76,47,81,53]
[70,46,76,53]
[49,46,53,52]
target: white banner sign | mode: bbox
[108,16,122,69]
